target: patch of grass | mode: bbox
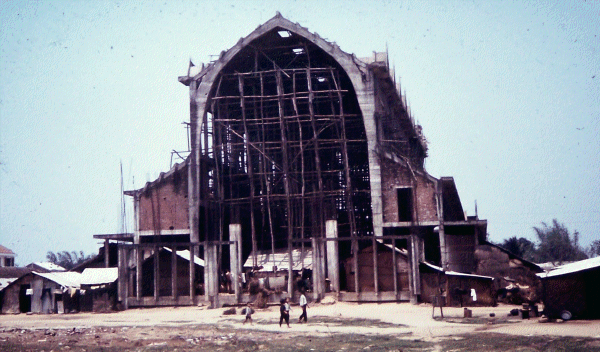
[440,333,600,352]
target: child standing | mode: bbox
[279,298,290,328]
[242,303,254,325]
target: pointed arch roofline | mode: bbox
[179,13,368,88]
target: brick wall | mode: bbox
[138,169,189,232]
[380,157,438,223]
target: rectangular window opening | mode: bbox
[397,187,413,222]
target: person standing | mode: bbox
[279,298,290,328]
[242,303,254,325]
[298,290,308,323]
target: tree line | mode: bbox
[45,250,93,270]
[499,218,599,265]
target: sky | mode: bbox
[1,0,598,265]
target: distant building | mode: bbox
[0,245,15,267]
[26,262,66,273]
[537,256,600,320]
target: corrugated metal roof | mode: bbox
[163,247,204,267]
[537,256,600,278]
[243,248,313,272]
[34,271,82,288]
[80,268,118,285]
[0,278,17,290]
[421,262,494,280]
[30,262,66,272]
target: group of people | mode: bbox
[279,289,309,327]
[242,290,309,327]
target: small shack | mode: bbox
[80,267,118,312]
[537,256,600,320]
[420,262,495,307]
[1,271,81,314]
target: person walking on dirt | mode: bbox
[242,303,254,325]
[298,290,308,323]
[279,298,290,328]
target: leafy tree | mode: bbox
[46,250,93,270]
[588,240,600,258]
[500,236,537,262]
[533,219,588,265]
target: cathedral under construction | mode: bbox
[99,14,491,309]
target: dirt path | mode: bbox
[2,302,600,352]
[2,302,599,339]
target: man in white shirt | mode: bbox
[298,290,308,323]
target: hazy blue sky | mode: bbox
[1,0,598,265]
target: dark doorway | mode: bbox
[397,188,413,222]
[19,284,31,313]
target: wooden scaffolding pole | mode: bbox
[259,72,276,265]
[276,69,295,294]
[238,74,259,267]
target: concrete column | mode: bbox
[133,194,141,299]
[311,237,326,301]
[311,238,319,300]
[104,239,110,268]
[372,237,379,295]
[205,242,219,308]
[189,244,195,301]
[117,246,129,309]
[171,246,177,299]
[326,220,339,293]
[153,245,159,303]
[117,247,123,303]
[319,239,326,294]
[136,246,142,300]
[409,234,421,304]
[229,224,241,302]
[125,256,131,309]
[188,80,200,246]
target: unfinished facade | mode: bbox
[111,14,488,308]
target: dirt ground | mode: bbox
[1,301,599,351]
